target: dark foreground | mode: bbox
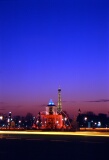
[0,134,109,160]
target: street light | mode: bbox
[84,117,87,121]
[84,117,88,130]
[0,116,3,120]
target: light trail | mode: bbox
[0,131,109,137]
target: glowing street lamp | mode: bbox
[64,117,67,121]
[84,117,88,129]
[84,117,87,121]
[0,116,3,120]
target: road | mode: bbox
[0,131,109,160]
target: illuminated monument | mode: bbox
[57,87,62,113]
[33,88,71,130]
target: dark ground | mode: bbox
[0,134,109,160]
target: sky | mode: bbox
[0,0,109,117]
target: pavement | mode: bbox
[0,131,109,160]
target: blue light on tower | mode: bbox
[48,99,55,106]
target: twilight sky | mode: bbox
[0,0,109,117]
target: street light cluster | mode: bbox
[0,110,109,131]
[77,112,109,128]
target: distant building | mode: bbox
[33,88,71,130]
[40,99,63,129]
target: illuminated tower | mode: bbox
[57,87,62,113]
[46,99,56,115]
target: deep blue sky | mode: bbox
[0,0,109,117]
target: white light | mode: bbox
[7,118,10,122]
[56,121,59,123]
[98,122,101,127]
[0,116,3,120]
[84,117,87,121]
[65,117,67,121]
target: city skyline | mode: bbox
[0,0,109,117]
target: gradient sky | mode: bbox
[0,0,109,117]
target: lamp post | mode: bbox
[84,117,88,130]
